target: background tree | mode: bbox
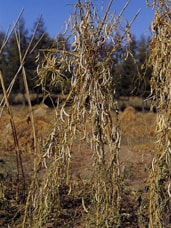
[0,31,6,66]
[135,35,152,97]
[114,36,138,97]
[5,18,28,92]
[113,35,152,98]
[52,33,71,94]
[0,31,7,93]
[0,16,152,99]
[26,16,54,93]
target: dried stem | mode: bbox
[0,70,26,201]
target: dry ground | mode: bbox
[0,104,156,227]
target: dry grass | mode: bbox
[120,110,156,142]
[120,106,136,122]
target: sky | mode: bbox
[0,0,154,40]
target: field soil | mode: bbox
[0,104,156,227]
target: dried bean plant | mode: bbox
[147,0,171,227]
[22,1,138,227]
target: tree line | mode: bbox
[0,16,152,98]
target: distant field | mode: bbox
[0,93,154,112]
[118,96,153,111]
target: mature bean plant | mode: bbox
[22,1,137,227]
